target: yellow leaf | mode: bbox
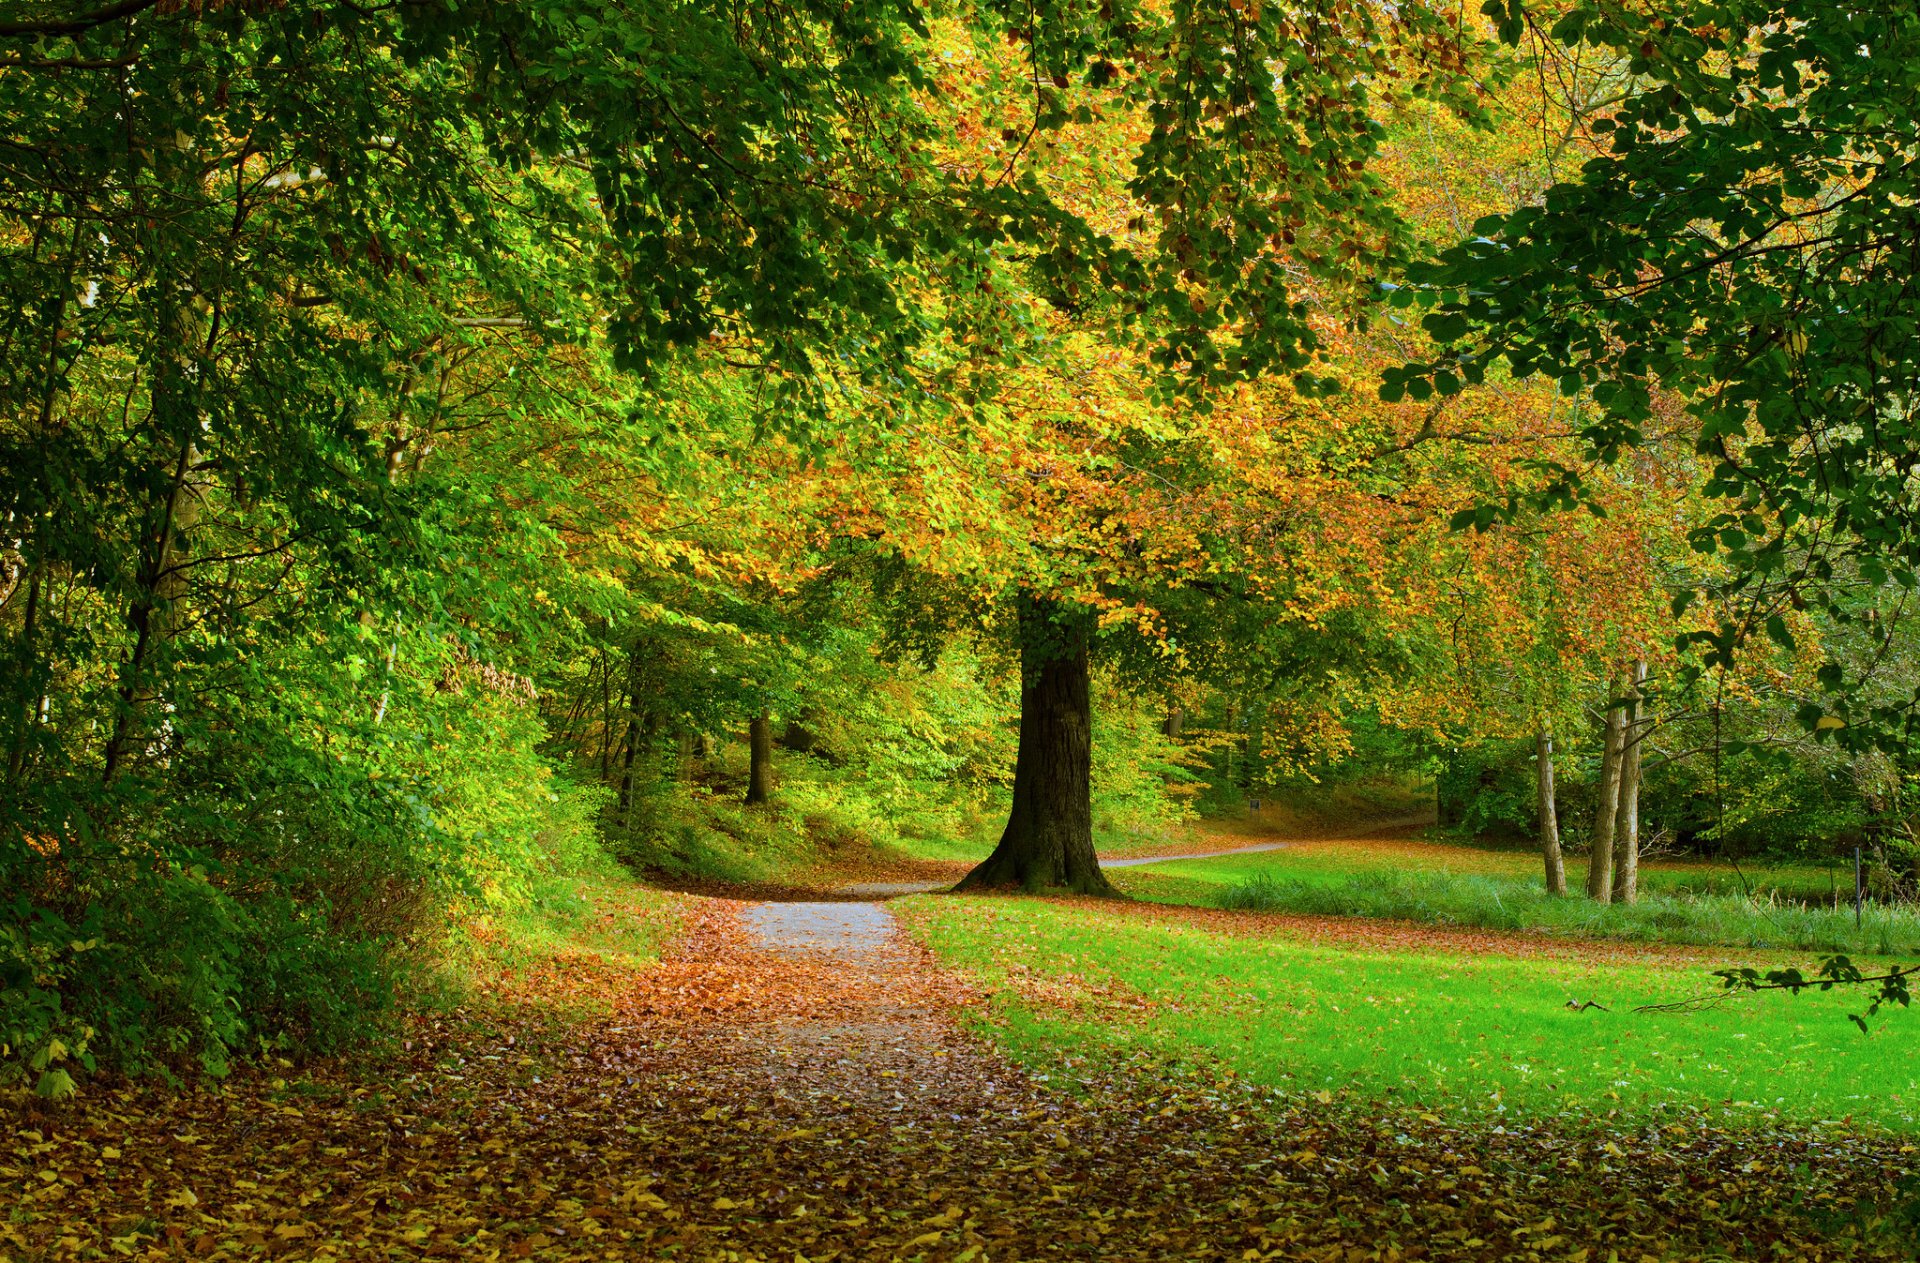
[711,1196,738,1210]
[164,1188,198,1209]
[907,1231,944,1247]
[100,1147,121,1160]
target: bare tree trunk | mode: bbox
[957,595,1113,894]
[1537,721,1565,896]
[1612,660,1647,904]
[1162,707,1185,738]
[1586,673,1629,902]
[746,708,773,805]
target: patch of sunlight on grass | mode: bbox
[898,894,1920,1133]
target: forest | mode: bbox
[3,0,1919,1258]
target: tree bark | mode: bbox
[1162,707,1185,738]
[1611,660,1647,904]
[746,708,773,805]
[6,571,41,786]
[956,596,1113,895]
[1537,721,1565,896]
[614,651,644,824]
[1586,673,1629,902]
[102,435,200,784]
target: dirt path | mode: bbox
[14,894,1912,1261]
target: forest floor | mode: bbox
[12,863,1920,1262]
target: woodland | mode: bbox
[4,0,1920,1258]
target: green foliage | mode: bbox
[1699,957,1916,1035]
[1090,682,1198,848]
[1403,0,1920,735]
[1435,742,1535,839]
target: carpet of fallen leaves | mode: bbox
[6,890,1918,1262]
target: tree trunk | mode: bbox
[102,436,201,784]
[1611,660,1647,904]
[6,571,41,786]
[957,596,1113,895]
[1162,707,1185,738]
[746,708,773,805]
[614,651,644,823]
[779,711,818,755]
[1537,721,1565,896]
[1586,673,1629,902]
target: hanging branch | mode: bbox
[1637,956,1915,1034]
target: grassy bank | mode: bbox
[899,893,1920,1131]
[449,848,689,1020]
[1106,830,1920,958]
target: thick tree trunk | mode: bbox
[1537,722,1565,896]
[1586,673,1629,902]
[1611,660,1647,904]
[956,596,1114,895]
[1162,707,1185,738]
[746,708,773,805]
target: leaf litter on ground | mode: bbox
[6,886,1918,1261]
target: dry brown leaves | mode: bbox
[5,892,1915,1262]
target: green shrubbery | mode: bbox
[2,624,608,1095]
[593,653,1195,879]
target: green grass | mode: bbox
[1210,868,1920,958]
[1106,832,1920,957]
[452,848,686,986]
[898,894,1920,1132]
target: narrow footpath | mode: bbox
[10,893,1911,1261]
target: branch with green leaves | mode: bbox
[1638,956,1915,1034]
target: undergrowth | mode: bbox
[1218,868,1920,957]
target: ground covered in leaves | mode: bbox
[7,883,1918,1261]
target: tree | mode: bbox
[1393,0,1920,741]
[1537,722,1566,895]
[956,597,1112,893]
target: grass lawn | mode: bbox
[898,893,1920,1133]
[1111,833,1920,957]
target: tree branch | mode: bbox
[0,0,158,38]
